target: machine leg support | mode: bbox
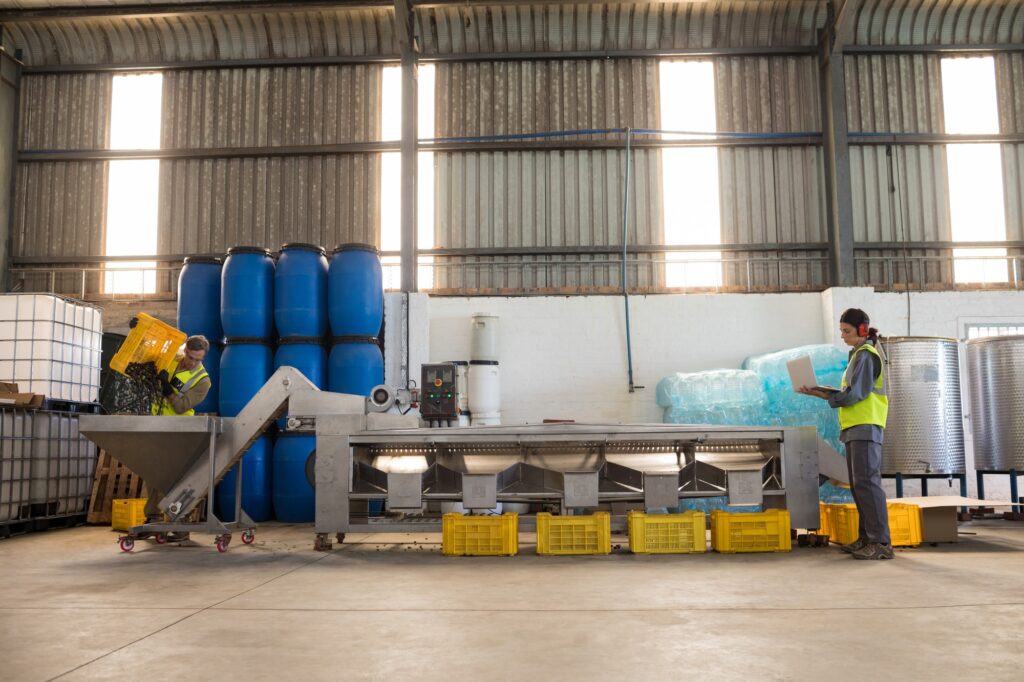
[314,533,332,552]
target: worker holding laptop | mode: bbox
[798,309,892,560]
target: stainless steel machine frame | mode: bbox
[313,421,827,550]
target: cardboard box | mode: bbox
[0,381,45,408]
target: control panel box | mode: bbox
[420,362,459,421]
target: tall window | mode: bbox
[104,73,162,294]
[380,64,436,290]
[940,57,1008,284]
[659,61,722,288]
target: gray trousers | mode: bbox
[845,440,891,545]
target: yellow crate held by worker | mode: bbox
[824,502,922,547]
[442,512,518,556]
[627,510,706,554]
[710,509,792,553]
[109,312,187,377]
[536,512,611,555]
[111,498,148,532]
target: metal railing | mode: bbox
[8,252,1023,300]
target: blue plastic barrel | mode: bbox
[219,340,273,418]
[177,256,223,341]
[272,432,316,522]
[222,246,275,339]
[215,435,274,523]
[273,339,326,427]
[328,337,383,396]
[328,243,383,337]
[193,342,221,414]
[275,243,328,339]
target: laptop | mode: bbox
[786,355,839,394]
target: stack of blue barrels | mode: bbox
[328,244,384,396]
[272,244,328,522]
[176,257,223,415]
[217,246,275,522]
[175,242,383,524]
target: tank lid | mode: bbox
[880,335,959,344]
[330,335,379,344]
[224,336,274,345]
[966,334,1024,345]
[182,255,222,265]
[277,336,326,345]
[226,246,272,257]
[280,242,326,256]
[332,243,379,255]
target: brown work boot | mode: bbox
[852,542,894,560]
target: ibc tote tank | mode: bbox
[222,246,275,339]
[275,243,328,339]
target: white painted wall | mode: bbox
[426,293,824,424]
[403,287,1024,503]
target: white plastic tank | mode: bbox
[0,410,32,522]
[468,363,501,426]
[470,313,499,362]
[449,360,469,413]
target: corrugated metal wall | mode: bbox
[845,53,952,286]
[434,58,661,290]
[13,73,109,266]
[997,52,1024,243]
[158,66,382,255]
[4,1,1023,296]
[715,56,828,289]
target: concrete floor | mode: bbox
[1,522,1022,682]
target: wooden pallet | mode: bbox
[87,450,148,525]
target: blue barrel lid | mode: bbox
[183,255,222,265]
[332,243,379,255]
[331,335,379,344]
[280,242,327,256]
[226,246,272,257]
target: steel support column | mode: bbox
[395,0,418,293]
[819,0,857,286]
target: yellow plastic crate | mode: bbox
[825,502,923,547]
[536,512,611,555]
[110,312,187,376]
[442,513,518,556]
[111,498,148,531]
[628,511,706,554]
[710,509,792,553]
[818,502,832,537]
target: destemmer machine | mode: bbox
[80,368,848,552]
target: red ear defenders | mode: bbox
[858,322,869,337]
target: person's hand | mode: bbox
[798,386,829,399]
[158,370,173,397]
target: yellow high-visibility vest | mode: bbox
[151,362,208,416]
[838,343,888,430]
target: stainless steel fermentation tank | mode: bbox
[879,337,966,475]
[967,335,1024,473]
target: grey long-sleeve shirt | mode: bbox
[827,341,885,444]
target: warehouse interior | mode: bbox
[1,0,1023,680]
